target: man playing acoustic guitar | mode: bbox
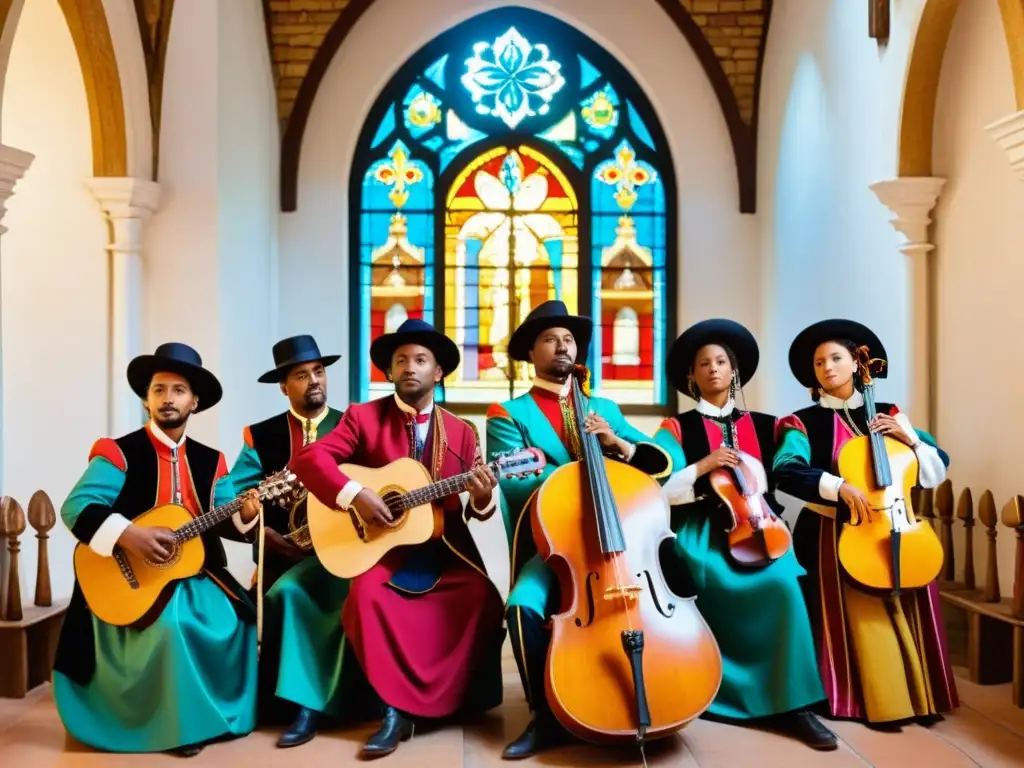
[228,334,358,747]
[51,343,263,757]
[289,318,505,758]
[485,300,673,759]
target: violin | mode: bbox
[708,431,792,567]
[836,374,944,593]
[530,367,722,746]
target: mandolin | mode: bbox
[709,442,792,567]
[306,449,546,579]
[531,367,722,747]
[836,379,944,593]
[74,468,297,626]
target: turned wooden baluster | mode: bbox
[956,487,975,590]
[935,479,956,582]
[28,490,56,607]
[1001,495,1024,621]
[0,496,26,622]
[978,490,1001,603]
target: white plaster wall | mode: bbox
[931,0,1024,599]
[0,0,110,603]
[280,0,761,596]
[757,0,931,418]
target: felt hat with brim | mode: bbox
[258,335,341,383]
[127,342,223,413]
[668,318,759,397]
[508,300,593,362]
[788,319,888,389]
[370,318,461,376]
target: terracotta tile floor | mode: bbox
[1,667,1022,767]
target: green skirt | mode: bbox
[53,575,257,753]
[668,507,825,720]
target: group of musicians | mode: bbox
[50,300,958,759]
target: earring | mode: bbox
[729,372,738,399]
[688,379,699,399]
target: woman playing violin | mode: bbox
[652,319,836,750]
[773,319,958,728]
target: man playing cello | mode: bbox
[288,319,505,757]
[485,300,674,759]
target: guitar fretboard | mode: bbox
[385,455,535,513]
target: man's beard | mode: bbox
[544,355,574,378]
[153,410,187,429]
[396,378,431,403]
[303,388,325,409]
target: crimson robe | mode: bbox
[289,395,504,718]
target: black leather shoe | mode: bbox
[362,707,413,758]
[782,711,838,751]
[277,707,319,748]
[172,744,203,757]
[501,718,565,760]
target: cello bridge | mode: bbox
[603,584,643,601]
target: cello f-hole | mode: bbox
[639,570,676,618]
[575,571,600,628]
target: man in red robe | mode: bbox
[289,319,504,757]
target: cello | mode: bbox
[836,358,944,593]
[530,366,722,747]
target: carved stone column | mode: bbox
[85,177,161,436]
[986,109,1024,180]
[868,177,946,432]
[0,144,34,490]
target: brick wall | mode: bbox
[680,0,766,124]
[268,0,350,127]
[267,0,768,128]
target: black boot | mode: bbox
[277,706,319,748]
[362,706,413,758]
[171,744,203,757]
[777,710,838,751]
[502,606,566,760]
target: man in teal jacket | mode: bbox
[485,300,671,759]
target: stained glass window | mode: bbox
[351,8,675,409]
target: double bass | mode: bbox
[836,364,944,593]
[530,367,722,747]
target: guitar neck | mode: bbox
[175,496,246,541]
[393,463,496,510]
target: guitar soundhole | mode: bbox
[143,542,182,569]
[380,488,408,527]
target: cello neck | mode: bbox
[862,382,892,488]
[571,373,626,554]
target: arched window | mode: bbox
[351,7,677,411]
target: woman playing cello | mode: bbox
[653,319,836,750]
[773,319,958,728]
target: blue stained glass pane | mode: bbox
[581,86,619,140]
[628,101,656,150]
[583,139,600,153]
[440,139,484,172]
[589,267,603,390]
[461,241,481,381]
[363,157,434,211]
[422,136,444,152]
[559,144,585,169]
[579,55,602,89]
[425,54,448,89]
[403,85,443,139]
[371,107,395,149]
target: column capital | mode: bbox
[0,144,35,235]
[986,108,1024,181]
[868,177,947,255]
[85,177,161,221]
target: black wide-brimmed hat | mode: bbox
[667,318,759,397]
[127,342,223,413]
[370,318,461,376]
[788,319,888,389]
[508,300,593,362]
[258,335,340,383]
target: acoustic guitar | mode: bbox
[306,449,546,579]
[74,468,296,626]
[836,380,944,593]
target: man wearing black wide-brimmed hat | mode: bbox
[51,343,263,757]
[227,334,356,747]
